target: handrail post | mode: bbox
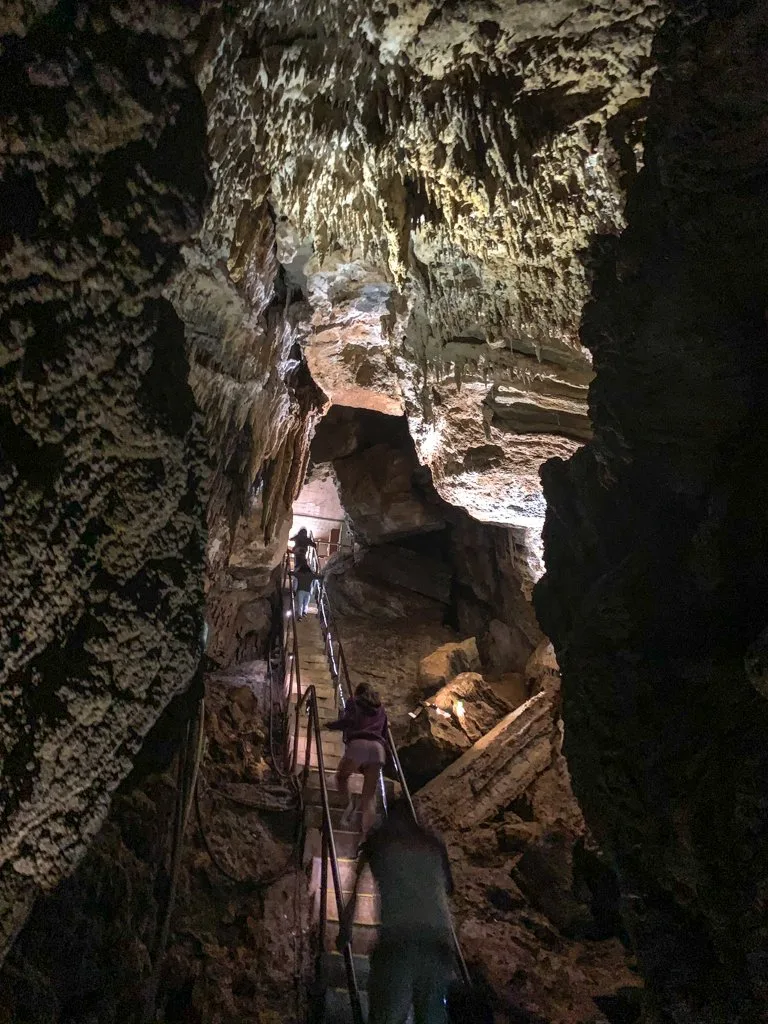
[303,693,313,790]
[318,826,329,992]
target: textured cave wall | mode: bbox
[170,23,327,668]
[198,0,663,534]
[535,3,768,1021]
[0,670,305,1024]
[0,2,209,960]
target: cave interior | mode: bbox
[1,2,768,1023]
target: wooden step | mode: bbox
[305,784,353,809]
[325,921,378,957]
[294,748,343,771]
[305,769,399,798]
[288,688,336,706]
[304,782,373,809]
[294,733,346,757]
[326,891,378,926]
[305,826,363,861]
[306,804,371,833]
[309,856,375,897]
[324,986,369,1024]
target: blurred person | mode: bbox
[291,560,321,619]
[338,799,456,1024]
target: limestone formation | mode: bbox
[416,689,556,831]
[198,0,662,537]
[4,1,764,1020]
[0,1,209,960]
[0,666,303,1024]
[398,671,512,786]
[332,442,444,543]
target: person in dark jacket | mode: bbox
[327,682,388,833]
[337,799,456,1024]
[291,561,321,619]
[290,527,316,566]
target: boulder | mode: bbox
[332,443,444,544]
[524,640,560,692]
[398,706,472,790]
[511,830,592,936]
[430,673,511,743]
[398,672,511,787]
[357,545,452,604]
[496,818,544,853]
[326,568,445,622]
[478,618,534,675]
[416,689,557,830]
[417,637,480,695]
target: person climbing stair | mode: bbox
[291,560,322,619]
[326,682,389,834]
[337,799,456,1024]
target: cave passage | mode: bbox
[2,3,768,1024]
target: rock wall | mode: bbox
[170,16,328,669]
[535,4,768,1021]
[0,1,209,961]
[0,666,305,1024]
[317,406,543,677]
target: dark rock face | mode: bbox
[536,4,768,1021]
[0,668,304,1024]
[0,2,209,959]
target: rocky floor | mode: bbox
[445,796,641,1024]
[333,611,458,742]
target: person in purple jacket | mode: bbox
[326,682,388,834]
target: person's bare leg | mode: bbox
[337,757,358,827]
[336,757,354,802]
[361,765,380,834]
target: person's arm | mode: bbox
[337,844,370,950]
[326,700,354,731]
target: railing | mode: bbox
[275,554,365,1024]
[290,517,351,560]
[314,577,472,989]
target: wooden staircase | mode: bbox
[288,604,399,1023]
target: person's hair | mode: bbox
[294,527,308,539]
[354,682,381,709]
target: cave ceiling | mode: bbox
[200,0,662,530]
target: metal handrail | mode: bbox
[293,683,364,1024]
[277,554,365,1024]
[315,576,472,989]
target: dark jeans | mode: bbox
[368,938,453,1024]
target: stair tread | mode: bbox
[325,921,378,956]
